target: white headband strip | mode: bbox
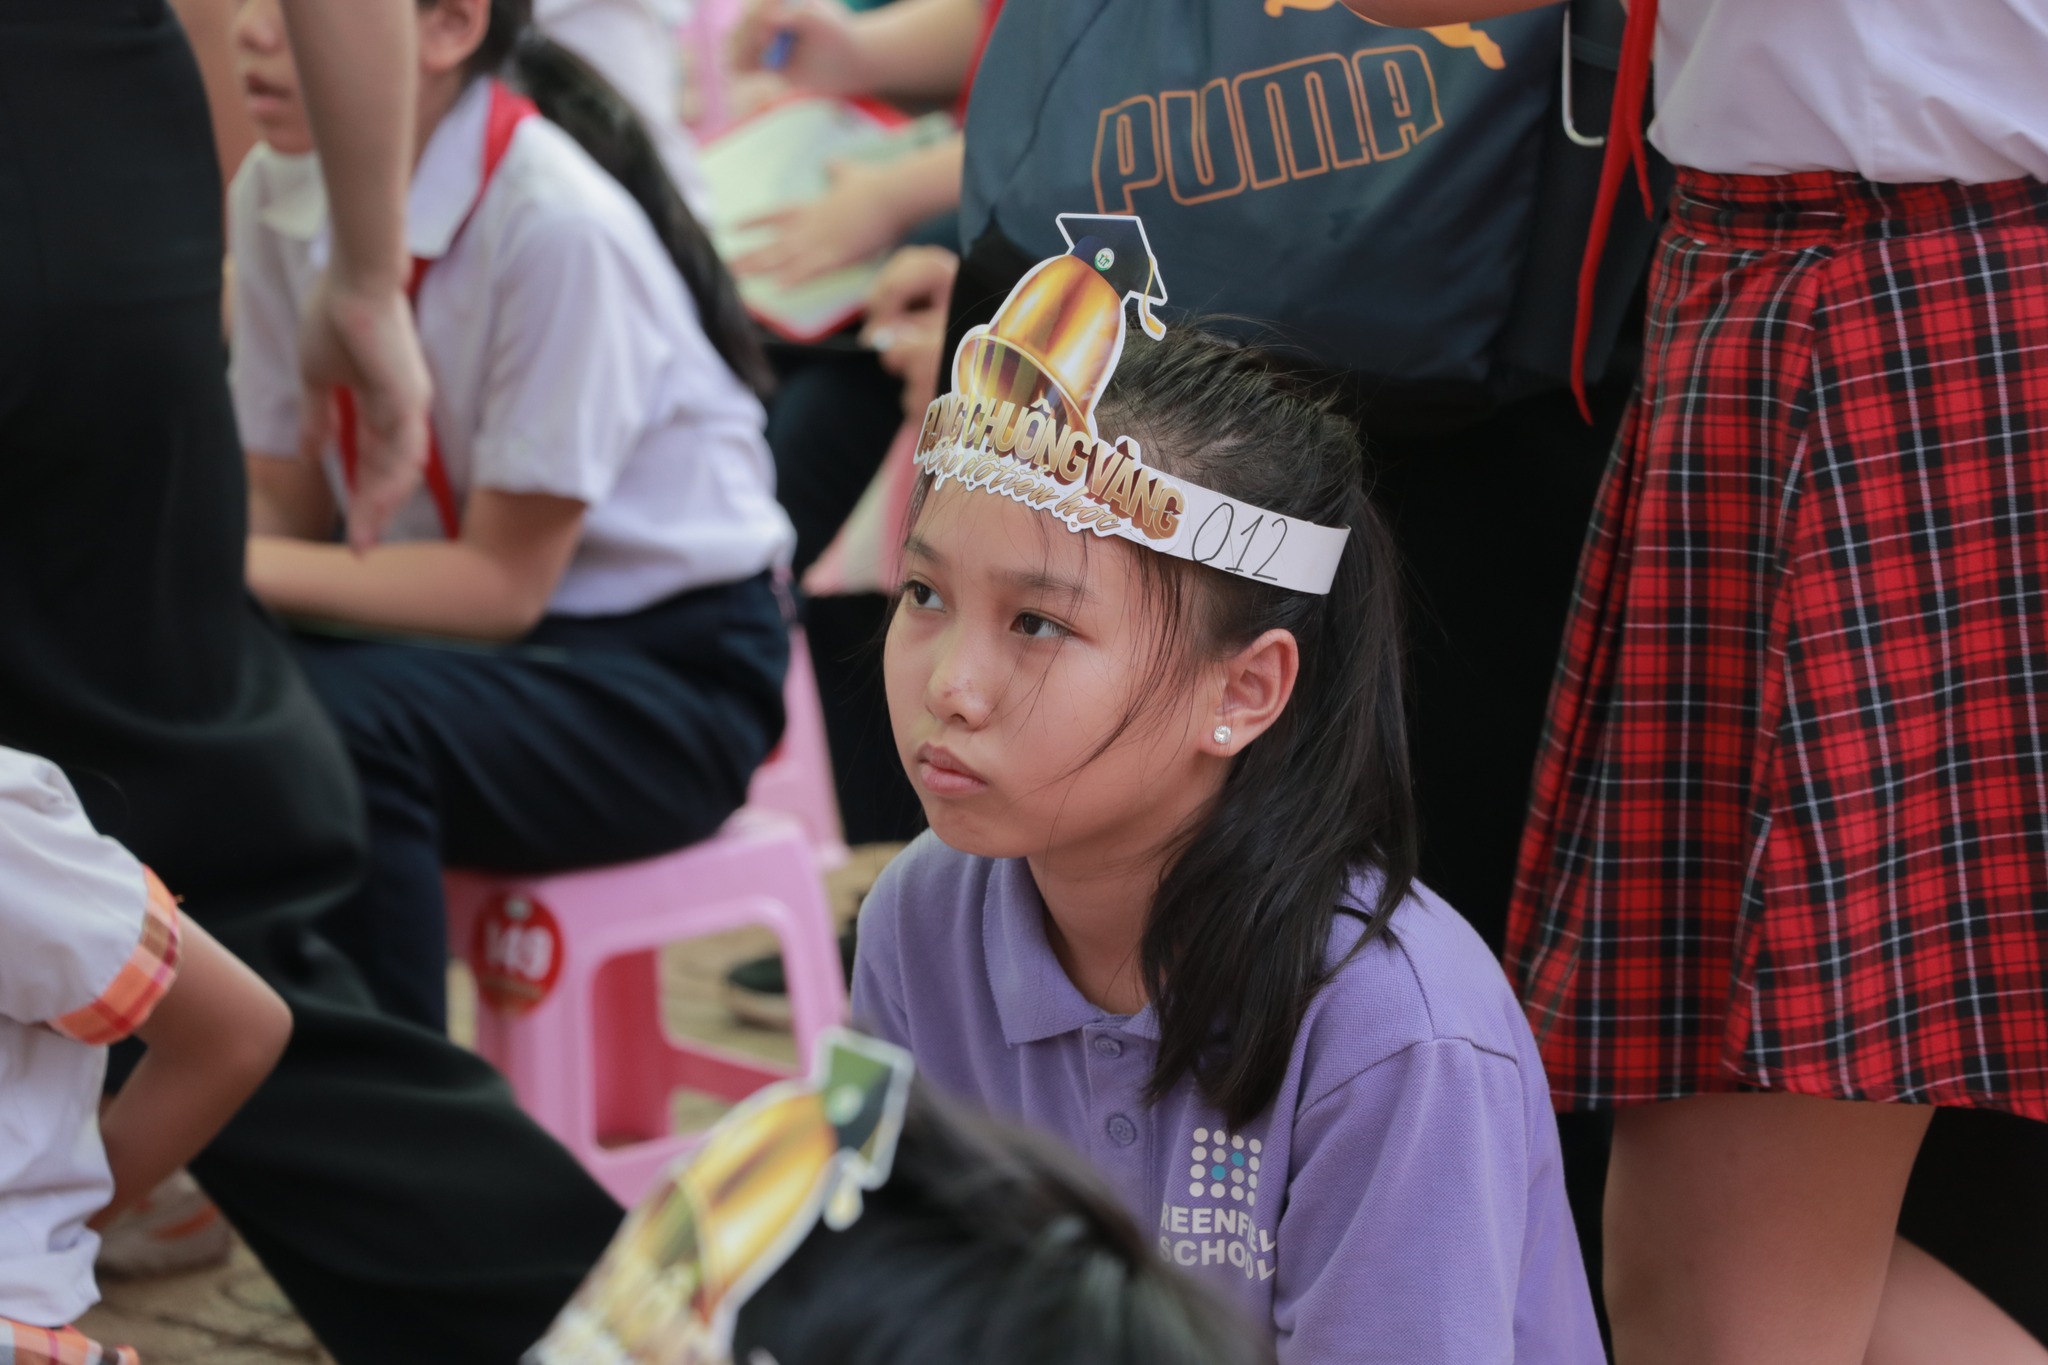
[912,397,1351,594]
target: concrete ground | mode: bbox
[77,844,899,1365]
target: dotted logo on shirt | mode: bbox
[1187,1127,1262,1206]
[1161,1125,1276,1281]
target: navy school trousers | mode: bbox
[293,575,787,1031]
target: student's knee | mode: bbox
[293,640,433,770]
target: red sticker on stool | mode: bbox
[472,891,564,1015]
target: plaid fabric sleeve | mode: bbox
[45,867,181,1047]
[0,1318,139,1365]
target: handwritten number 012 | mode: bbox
[1191,504,1287,582]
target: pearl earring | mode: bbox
[1213,725,1233,746]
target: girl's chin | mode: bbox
[254,121,315,158]
[918,803,1029,861]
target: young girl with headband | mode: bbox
[851,219,1603,1360]
[227,0,794,1029]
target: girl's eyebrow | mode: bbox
[995,566,1094,603]
[908,531,1091,601]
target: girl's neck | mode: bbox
[1028,796,1205,1017]
[1029,852,1158,1017]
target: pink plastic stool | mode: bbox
[745,627,849,870]
[444,811,848,1206]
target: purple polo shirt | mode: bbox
[851,833,1602,1363]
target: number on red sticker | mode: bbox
[471,892,565,1015]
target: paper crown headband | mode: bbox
[913,212,1350,595]
[527,1030,915,1365]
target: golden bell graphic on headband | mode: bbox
[952,213,1168,431]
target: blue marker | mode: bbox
[763,26,797,70]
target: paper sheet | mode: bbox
[701,98,953,342]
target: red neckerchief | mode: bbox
[1570,0,1658,421]
[334,80,539,538]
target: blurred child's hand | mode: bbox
[862,246,959,417]
[862,245,959,337]
[729,0,867,95]
[732,160,909,286]
[296,271,432,553]
[876,317,947,418]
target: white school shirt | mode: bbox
[1649,0,2048,183]
[229,78,794,619]
[0,750,179,1328]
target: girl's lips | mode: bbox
[243,91,294,123]
[916,745,988,797]
[240,71,295,116]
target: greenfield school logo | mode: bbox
[1158,1126,1275,1281]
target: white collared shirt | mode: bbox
[229,79,794,618]
[1650,0,2048,183]
[0,750,169,1327]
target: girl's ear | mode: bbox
[1207,627,1299,755]
[418,0,492,75]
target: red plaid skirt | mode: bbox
[1508,169,2048,1117]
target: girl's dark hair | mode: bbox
[733,1082,1273,1365]
[452,0,775,398]
[907,322,1417,1128]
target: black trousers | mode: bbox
[0,7,621,1360]
[295,576,787,1030]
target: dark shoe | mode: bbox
[724,921,857,1030]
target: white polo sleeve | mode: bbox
[227,154,308,460]
[467,203,674,506]
[0,750,180,1043]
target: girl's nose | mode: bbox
[233,0,284,50]
[924,627,995,729]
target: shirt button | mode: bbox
[1091,1035,1123,1059]
[1106,1113,1138,1146]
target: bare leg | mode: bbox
[1605,1092,1932,1365]
[1864,1238,2048,1365]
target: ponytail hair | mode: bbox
[1090,325,1416,1128]
[455,0,775,399]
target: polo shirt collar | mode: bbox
[294,77,494,268]
[982,858,1161,1045]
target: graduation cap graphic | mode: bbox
[951,212,1169,433]
[1056,213,1169,341]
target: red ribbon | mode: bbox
[334,80,538,539]
[1569,0,1659,421]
